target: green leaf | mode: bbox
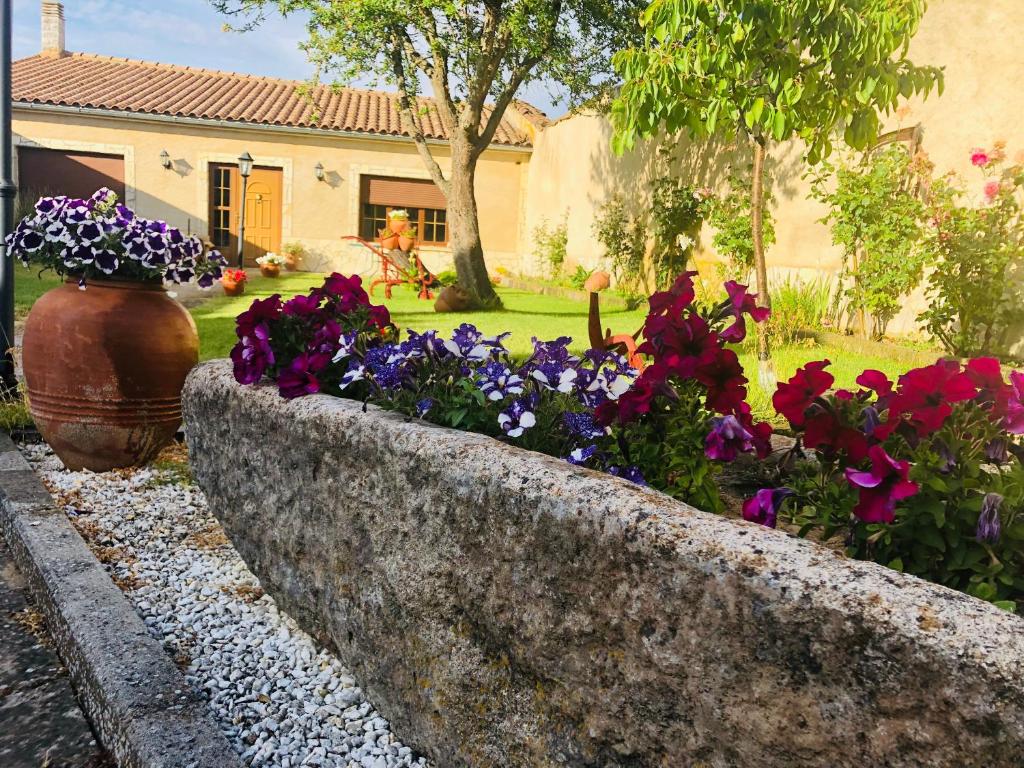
[887,557,904,572]
[993,600,1017,613]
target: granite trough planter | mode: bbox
[184,359,1024,768]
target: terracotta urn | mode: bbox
[434,285,472,313]
[398,235,415,252]
[222,279,245,296]
[259,263,281,278]
[389,218,409,235]
[283,252,299,271]
[22,277,199,471]
[380,234,400,251]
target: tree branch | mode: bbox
[388,34,451,196]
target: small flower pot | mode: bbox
[389,218,409,235]
[398,235,415,252]
[260,264,281,279]
[380,234,400,251]
[222,280,246,297]
[283,252,299,271]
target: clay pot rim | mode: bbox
[64,275,165,292]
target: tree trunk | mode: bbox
[750,138,775,390]
[447,145,500,308]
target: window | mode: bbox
[359,176,448,246]
[210,165,233,248]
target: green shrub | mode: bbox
[568,265,594,291]
[533,217,568,278]
[767,275,834,345]
[703,171,775,279]
[810,146,927,338]
[593,196,647,301]
[434,269,459,287]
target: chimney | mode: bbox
[41,1,66,57]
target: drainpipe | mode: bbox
[0,0,17,394]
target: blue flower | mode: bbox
[476,361,524,402]
[530,336,576,366]
[338,361,366,391]
[566,444,598,465]
[562,411,605,440]
[415,398,434,417]
[976,493,1003,544]
[443,323,489,361]
[498,397,537,438]
[608,465,647,486]
[332,331,359,363]
[531,360,578,393]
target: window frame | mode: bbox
[358,179,448,247]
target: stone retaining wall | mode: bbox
[184,360,1024,768]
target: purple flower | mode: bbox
[530,336,575,366]
[498,398,537,438]
[476,361,524,402]
[742,488,794,528]
[282,293,322,317]
[985,438,1009,465]
[704,414,755,462]
[231,323,275,385]
[415,398,434,418]
[338,361,366,391]
[93,249,119,274]
[977,493,1003,544]
[444,323,489,360]
[531,360,578,393]
[608,465,647,485]
[562,411,605,440]
[566,444,598,465]
[17,229,44,253]
[844,445,919,524]
[277,353,328,399]
[332,331,359,363]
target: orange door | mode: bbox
[208,164,282,266]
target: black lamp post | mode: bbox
[236,152,253,269]
[0,0,16,395]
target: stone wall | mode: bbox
[184,360,1024,768]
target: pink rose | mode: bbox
[971,147,990,167]
[984,180,1001,201]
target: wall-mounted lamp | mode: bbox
[160,149,171,169]
[314,161,325,182]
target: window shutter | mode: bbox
[361,175,447,209]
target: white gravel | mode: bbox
[23,443,429,768]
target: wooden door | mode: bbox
[208,164,282,266]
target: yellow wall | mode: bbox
[12,109,530,277]
[523,0,1024,335]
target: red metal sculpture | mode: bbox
[585,271,646,371]
[341,235,435,300]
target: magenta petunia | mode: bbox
[844,445,919,524]
[772,360,833,427]
[742,488,794,528]
[720,280,771,343]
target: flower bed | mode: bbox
[226,272,1024,609]
[184,360,1024,767]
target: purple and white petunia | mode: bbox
[476,361,524,402]
[498,397,537,438]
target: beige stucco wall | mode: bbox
[524,0,1024,335]
[11,109,530,277]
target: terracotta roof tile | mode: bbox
[12,53,539,147]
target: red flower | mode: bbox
[876,360,976,439]
[803,411,868,463]
[694,347,748,415]
[1006,371,1024,434]
[647,271,697,318]
[735,401,773,458]
[594,363,674,426]
[720,280,771,343]
[856,369,893,401]
[235,294,282,337]
[772,360,833,427]
[844,445,919,524]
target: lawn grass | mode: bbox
[14,269,62,321]
[189,273,939,421]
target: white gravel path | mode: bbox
[22,443,430,768]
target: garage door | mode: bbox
[17,147,126,203]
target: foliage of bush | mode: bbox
[766,275,834,346]
[593,196,648,301]
[533,217,568,278]
[649,156,706,289]
[918,145,1024,357]
[568,265,595,291]
[434,269,459,287]
[754,357,1024,610]
[702,172,775,279]
[810,146,927,337]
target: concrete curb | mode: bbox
[0,433,243,768]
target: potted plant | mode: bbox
[281,241,305,271]
[388,208,410,235]
[398,224,417,252]
[221,268,248,296]
[379,227,400,251]
[6,187,225,471]
[256,253,286,278]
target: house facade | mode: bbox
[12,2,538,275]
